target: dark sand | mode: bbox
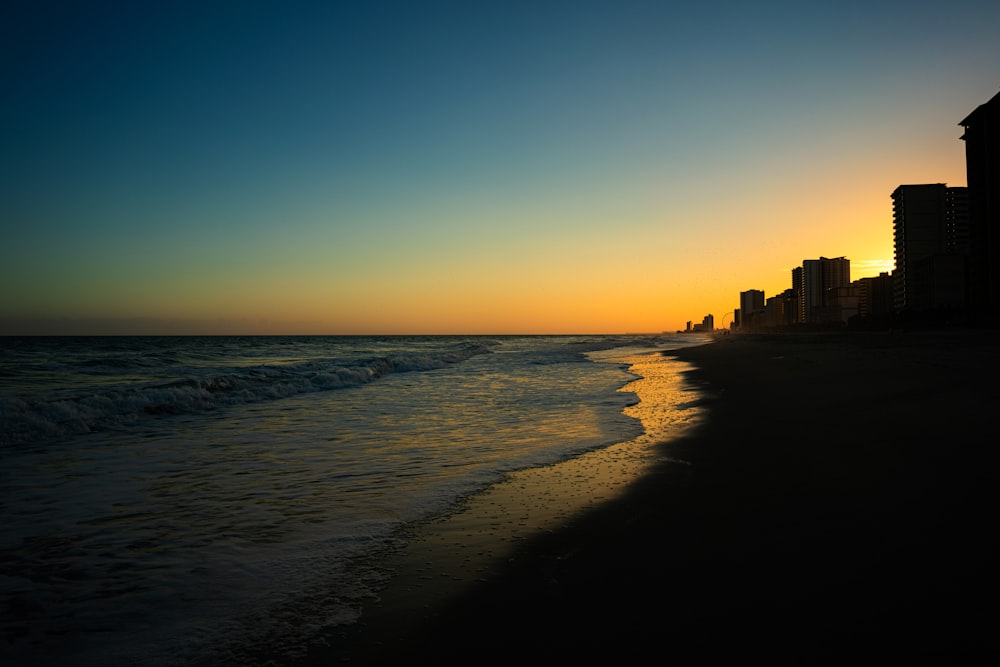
[307,331,1000,665]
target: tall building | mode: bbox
[797,257,850,324]
[739,289,765,330]
[686,315,715,332]
[791,266,803,323]
[826,283,861,323]
[959,89,1000,317]
[858,273,894,320]
[946,186,972,254]
[891,184,969,314]
[764,289,797,328]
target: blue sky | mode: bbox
[2,1,999,334]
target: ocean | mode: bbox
[0,333,710,665]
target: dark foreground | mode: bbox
[308,331,1000,665]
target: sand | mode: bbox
[305,330,1000,665]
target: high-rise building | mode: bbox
[858,273,894,320]
[891,184,969,313]
[764,289,797,328]
[959,89,1000,317]
[826,283,861,323]
[797,257,850,324]
[738,289,765,330]
[686,315,715,332]
[946,186,971,255]
[791,266,803,323]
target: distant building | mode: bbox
[690,314,715,332]
[764,289,797,328]
[797,257,851,324]
[826,283,861,324]
[738,290,765,330]
[891,184,969,314]
[960,89,1000,317]
[858,272,894,319]
[791,266,804,324]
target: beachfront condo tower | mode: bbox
[960,89,1000,319]
[738,290,766,331]
[891,183,969,315]
[796,257,851,325]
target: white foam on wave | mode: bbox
[0,340,497,447]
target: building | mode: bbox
[689,314,714,332]
[764,289,797,328]
[826,283,861,324]
[738,290,765,330]
[797,257,851,324]
[891,184,969,314]
[858,272,895,320]
[791,266,803,324]
[946,185,972,255]
[960,89,1000,318]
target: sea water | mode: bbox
[0,334,709,665]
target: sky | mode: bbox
[2,1,999,335]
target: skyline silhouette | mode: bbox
[716,87,999,332]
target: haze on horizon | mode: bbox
[2,1,998,335]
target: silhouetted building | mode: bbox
[739,290,765,330]
[791,266,803,324]
[891,184,969,314]
[960,89,1000,317]
[764,289,797,328]
[797,257,850,324]
[690,314,714,332]
[826,283,861,324]
[946,185,972,255]
[858,272,894,319]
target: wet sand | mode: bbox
[307,330,1000,665]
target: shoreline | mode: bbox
[305,330,1000,664]
[301,349,703,663]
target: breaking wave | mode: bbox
[0,339,496,447]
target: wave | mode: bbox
[0,340,496,447]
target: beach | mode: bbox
[308,330,1000,665]
[1,334,705,665]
